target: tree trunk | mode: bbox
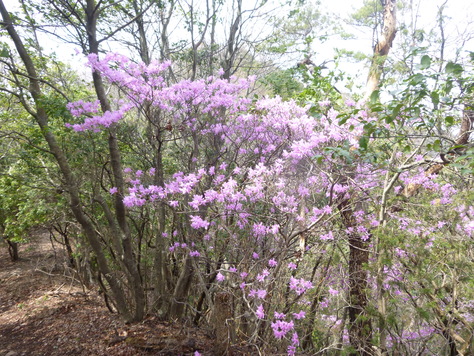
[0,0,135,322]
[152,130,168,312]
[7,239,19,261]
[85,0,145,322]
[169,255,194,319]
[339,199,372,356]
[362,2,397,352]
[363,0,397,102]
[213,292,235,355]
[222,0,242,79]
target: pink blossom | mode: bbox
[109,187,118,195]
[257,269,270,282]
[320,231,334,241]
[269,224,279,235]
[291,332,299,345]
[189,195,206,209]
[123,194,146,207]
[345,99,356,107]
[289,276,313,295]
[288,262,297,270]
[216,272,225,282]
[253,222,267,238]
[288,345,296,356]
[293,311,306,319]
[274,312,286,319]
[190,215,210,229]
[271,320,294,339]
[268,259,277,267]
[256,304,265,319]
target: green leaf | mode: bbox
[359,136,369,150]
[445,62,463,76]
[445,116,454,125]
[407,73,423,86]
[0,45,9,58]
[363,123,375,136]
[370,90,380,104]
[420,55,431,69]
[371,104,384,112]
[338,114,349,125]
[430,91,439,106]
[388,103,403,123]
[313,154,323,164]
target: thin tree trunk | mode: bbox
[363,0,397,102]
[0,0,134,321]
[169,255,194,319]
[152,129,168,312]
[85,0,145,321]
[7,240,19,261]
[362,2,397,352]
[339,199,372,356]
[222,0,242,79]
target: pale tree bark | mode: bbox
[363,0,397,102]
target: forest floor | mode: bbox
[0,232,253,356]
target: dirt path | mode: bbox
[0,232,219,356]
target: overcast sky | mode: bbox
[1,0,472,86]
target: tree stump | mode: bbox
[213,292,235,355]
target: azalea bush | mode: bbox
[63,52,474,355]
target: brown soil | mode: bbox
[0,232,253,356]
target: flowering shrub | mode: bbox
[66,53,474,355]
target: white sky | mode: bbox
[1,0,473,85]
